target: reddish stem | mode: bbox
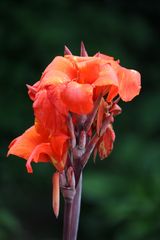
[63,198,73,240]
[70,174,82,240]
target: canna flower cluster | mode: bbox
[8,43,141,216]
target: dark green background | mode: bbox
[1,0,160,239]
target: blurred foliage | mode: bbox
[0,0,160,239]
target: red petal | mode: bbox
[107,85,119,102]
[26,142,52,173]
[93,64,119,101]
[47,84,68,116]
[50,134,69,161]
[61,81,94,114]
[42,56,76,80]
[118,67,141,101]
[40,70,70,89]
[33,89,68,135]
[77,59,100,84]
[7,126,49,162]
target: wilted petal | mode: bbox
[110,103,122,116]
[61,81,94,114]
[98,125,115,160]
[118,67,141,101]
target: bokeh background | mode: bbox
[1,0,160,239]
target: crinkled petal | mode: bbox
[47,84,68,116]
[98,125,115,160]
[118,67,141,101]
[33,89,67,135]
[61,81,94,114]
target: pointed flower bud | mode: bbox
[52,172,60,218]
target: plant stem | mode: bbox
[70,174,82,240]
[62,174,82,240]
[63,195,73,240]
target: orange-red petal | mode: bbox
[7,126,49,162]
[117,67,141,101]
[50,134,69,172]
[77,59,100,84]
[33,89,67,135]
[39,70,70,89]
[61,81,94,114]
[26,142,52,173]
[42,56,76,80]
[50,134,69,161]
[93,64,119,101]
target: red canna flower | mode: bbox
[8,44,141,171]
[7,43,141,225]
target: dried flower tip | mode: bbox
[80,41,88,57]
[64,45,72,55]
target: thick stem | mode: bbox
[63,197,73,240]
[70,174,82,240]
[62,175,82,240]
